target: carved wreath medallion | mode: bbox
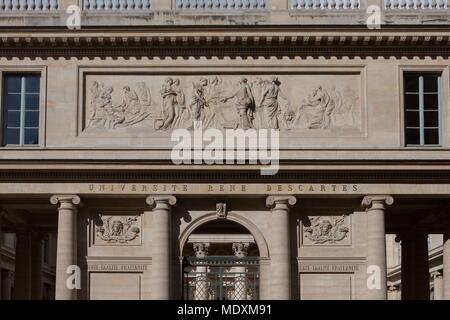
[303,215,350,245]
[95,215,141,245]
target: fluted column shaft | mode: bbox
[362,195,393,300]
[266,195,296,300]
[50,195,81,300]
[146,195,177,300]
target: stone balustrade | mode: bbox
[290,0,361,10]
[83,0,152,11]
[385,0,449,9]
[0,0,59,11]
[174,0,267,11]
[1,0,450,14]
[0,0,449,27]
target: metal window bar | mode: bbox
[183,256,260,301]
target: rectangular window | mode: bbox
[404,72,441,147]
[2,74,40,146]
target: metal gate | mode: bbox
[182,256,260,300]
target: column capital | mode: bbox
[146,195,177,209]
[388,284,399,292]
[193,242,210,258]
[266,195,297,209]
[362,195,394,210]
[50,195,81,206]
[232,242,250,258]
[432,271,443,280]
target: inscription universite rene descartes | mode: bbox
[87,183,359,194]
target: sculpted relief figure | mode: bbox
[85,75,360,132]
[158,77,178,130]
[259,77,288,130]
[189,78,218,129]
[172,79,189,128]
[88,83,123,129]
[137,82,152,108]
[294,85,334,129]
[222,77,255,130]
[87,81,152,129]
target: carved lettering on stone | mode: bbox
[94,214,141,245]
[302,215,350,245]
[84,74,361,133]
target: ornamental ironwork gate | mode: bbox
[182,256,260,300]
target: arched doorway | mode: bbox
[181,219,261,300]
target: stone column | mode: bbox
[413,230,430,300]
[192,242,210,301]
[232,242,250,301]
[399,229,430,300]
[400,231,413,300]
[146,195,176,300]
[432,272,444,300]
[266,195,296,300]
[259,258,270,300]
[50,195,81,300]
[444,219,450,300]
[362,195,393,300]
[31,232,44,300]
[14,227,32,300]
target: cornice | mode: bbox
[1,169,450,183]
[1,30,450,58]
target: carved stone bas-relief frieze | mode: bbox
[84,74,361,133]
[302,215,350,245]
[94,214,142,245]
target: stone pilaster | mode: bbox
[146,195,177,300]
[193,242,210,301]
[444,219,450,300]
[13,227,32,300]
[266,195,296,300]
[432,271,444,300]
[50,195,81,300]
[362,195,393,300]
[232,242,249,301]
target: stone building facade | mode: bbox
[1,0,450,300]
